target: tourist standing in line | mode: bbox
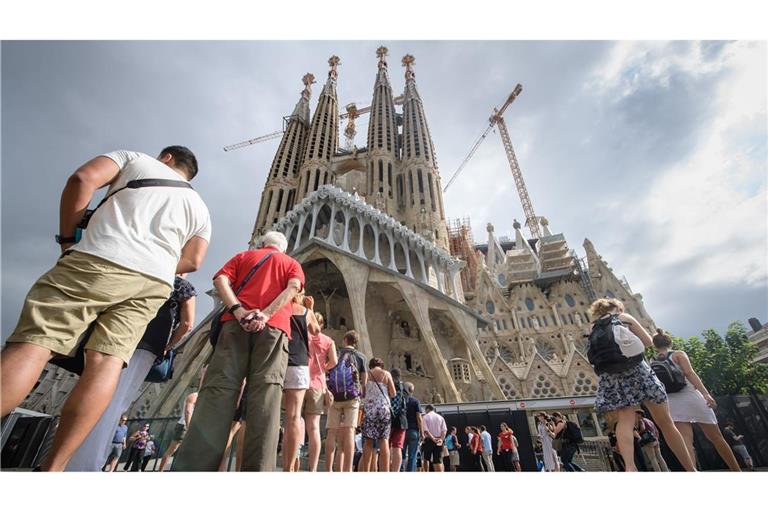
[479,425,495,471]
[469,426,484,471]
[497,423,520,472]
[388,368,409,472]
[282,292,321,471]
[1,147,210,471]
[126,423,151,471]
[158,391,198,472]
[66,274,197,472]
[325,330,367,472]
[303,312,337,472]
[723,422,754,470]
[140,435,157,471]
[635,410,668,471]
[588,298,696,472]
[536,413,559,471]
[652,329,740,471]
[402,382,423,472]
[359,358,396,472]
[552,412,584,472]
[445,426,461,471]
[102,416,128,472]
[421,405,447,472]
[174,231,304,471]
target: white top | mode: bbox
[72,150,211,286]
[667,376,718,424]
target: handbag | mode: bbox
[145,349,176,383]
[209,252,274,348]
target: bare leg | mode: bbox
[645,400,696,471]
[378,439,390,472]
[699,423,741,471]
[218,421,241,471]
[390,441,403,472]
[282,389,306,472]
[325,428,337,472]
[159,440,180,472]
[42,350,124,471]
[235,421,246,472]
[615,407,637,471]
[305,413,322,472]
[339,426,355,472]
[675,421,697,469]
[360,438,374,472]
[1,343,52,416]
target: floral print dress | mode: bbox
[362,376,391,440]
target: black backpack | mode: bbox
[390,382,408,430]
[587,314,644,374]
[564,420,584,444]
[650,351,687,393]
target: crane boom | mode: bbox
[495,115,541,240]
[223,130,284,152]
[442,123,494,192]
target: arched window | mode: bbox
[525,298,535,311]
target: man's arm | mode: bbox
[184,393,197,426]
[324,342,338,371]
[176,236,208,274]
[213,275,260,326]
[259,278,302,322]
[166,296,195,351]
[416,412,424,440]
[59,156,121,252]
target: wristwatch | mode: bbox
[55,235,78,244]
[228,303,243,315]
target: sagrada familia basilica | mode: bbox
[22,48,656,418]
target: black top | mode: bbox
[288,309,309,367]
[137,277,197,358]
[405,396,422,430]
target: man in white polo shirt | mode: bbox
[1,146,211,471]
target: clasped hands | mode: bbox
[233,307,270,332]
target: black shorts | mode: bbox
[422,438,443,465]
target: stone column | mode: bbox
[336,258,373,357]
[293,213,307,251]
[398,283,462,403]
[341,208,351,252]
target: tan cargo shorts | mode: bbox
[302,387,326,416]
[6,251,171,364]
[326,398,360,429]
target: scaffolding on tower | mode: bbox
[447,217,478,295]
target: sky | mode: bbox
[1,40,766,340]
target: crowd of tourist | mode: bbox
[0,147,757,472]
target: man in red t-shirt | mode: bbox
[174,231,304,471]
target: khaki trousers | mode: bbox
[173,321,288,471]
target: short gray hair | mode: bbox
[260,231,288,252]
[404,382,414,395]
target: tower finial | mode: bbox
[301,73,315,100]
[402,54,415,80]
[328,55,340,79]
[376,46,388,68]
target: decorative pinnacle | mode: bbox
[328,55,340,79]
[301,73,315,99]
[402,54,415,80]
[376,46,388,68]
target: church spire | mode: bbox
[400,54,449,250]
[252,74,314,240]
[296,56,340,202]
[366,46,399,213]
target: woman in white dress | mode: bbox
[652,329,741,471]
[535,412,559,471]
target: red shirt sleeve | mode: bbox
[214,251,244,285]
[286,257,305,290]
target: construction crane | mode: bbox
[223,95,404,152]
[443,84,542,240]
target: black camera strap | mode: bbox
[79,178,193,229]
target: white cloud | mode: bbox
[602,41,767,288]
